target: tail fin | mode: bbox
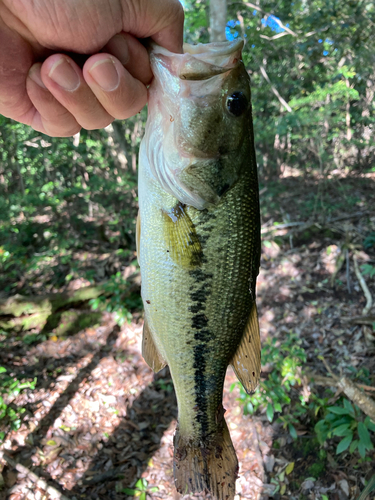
[173,417,238,500]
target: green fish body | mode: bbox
[137,39,261,500]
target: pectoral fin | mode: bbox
[163,203,202,269]
[142,318,167,373]
[230,303,261,394]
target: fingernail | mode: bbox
[89,58,120,91]
[28,64,47,89]
[48,58,80,91]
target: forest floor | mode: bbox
[0,170,375,500]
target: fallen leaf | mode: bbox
[285,462,295,475]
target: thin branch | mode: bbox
[261,211,372,234]
[318,358,375,421]
[0,451,70,500]
[306,371,375,393]
[260,32,291,40]
[342,315,375,326]
[259,65,292,112]
[353,254,373,315]
[243,2,297,36]
[346,249,351,294]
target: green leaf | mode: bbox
[288,424,298,440]
[274,402,282,413]
[122,488,137,495]
[336,433,353,454]
[358,441,366,458]
[357,473,375,500]
[327,406,350,415]
[349,439,358,453]
[246,401,254,414]
[364,416,375,432]
[139,493,146,500]
[343,398,355,416]
[358,422,373,450]
[285,462,295,475]
[0,367,7,374]
[332,423,351,437]
[266,403,274,422]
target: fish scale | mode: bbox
[137,39,261,500]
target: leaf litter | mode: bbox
[0,173,374,500]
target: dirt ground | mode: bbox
[1,172,375,500]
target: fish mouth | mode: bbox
[183,39,244,56]
[150,39,244,81]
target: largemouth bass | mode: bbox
[137,39,261,500]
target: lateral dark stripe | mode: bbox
[189,241,213,437]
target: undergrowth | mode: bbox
[0,366,37,442]
[233,331,375,465]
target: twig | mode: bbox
[82,467,122,484]
[318,358,375,421]
[341,315,375,326]
[346,249,351,294]
[320,357,338,380]
[337,377,375,421]
[259,32,290,41]
[353,254,373,315]
[0,451,70,500]
[259,65,292,112]
[242,2,297,36]
[261,211,372,235]
[306,371,375,392]
[328,210,370,223]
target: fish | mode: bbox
[137,39,261,500]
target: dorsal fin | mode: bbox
[230,303,261,394]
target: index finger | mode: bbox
[121,0,184,54]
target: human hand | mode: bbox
[0,0,183,136]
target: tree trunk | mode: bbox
[209,0,227,42]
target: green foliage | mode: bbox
[89,271,143,326]
[363,232,375,250]
[315,400,375,459]
[222,0,375,176]
[232,333,306,439]
[361,263,375,279]
[235,331,375,460]
[121,478,158,499]
[0,116,142,293]
[357,474,375,500]
[0,367,37,441]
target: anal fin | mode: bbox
[230,302,261,394]
[142,318,167,373]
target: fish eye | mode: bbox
[226,91,248,117]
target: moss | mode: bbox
[307,461,325,478]
[53,310,101,337]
